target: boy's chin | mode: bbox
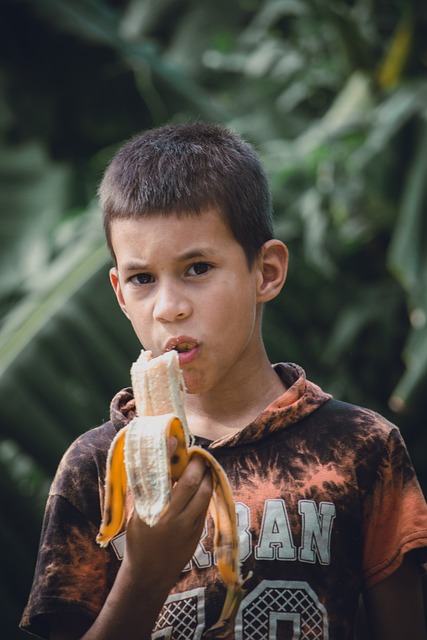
[182,372,206,396]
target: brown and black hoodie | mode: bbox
[21,363,427,639]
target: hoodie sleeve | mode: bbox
[361,427,427,589]
[20,424,120,639]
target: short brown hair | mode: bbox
[99,122,273,266]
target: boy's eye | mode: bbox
[130,273,154,285]
[187,262,212,276]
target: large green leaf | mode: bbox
[387,115,427,290]
[0,141,70,299]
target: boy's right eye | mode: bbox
[130,273,154,285]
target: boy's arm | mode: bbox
[50,455,212,640]
[363,553,426,640]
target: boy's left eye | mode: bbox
[187,262,212,276]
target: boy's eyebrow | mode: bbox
[120,260,150,272]
[177,248,215,261]
[120,248,215,272]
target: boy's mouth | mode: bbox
[165,337,200,364]
[175,342,196,353]
[165,337,199,353]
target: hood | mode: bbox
[109,362,331,448]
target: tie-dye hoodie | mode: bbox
[21,363,427,639]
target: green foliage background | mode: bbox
[0,0,426,637]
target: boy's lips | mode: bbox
[164,336,200,365]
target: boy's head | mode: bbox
[99,122,273,267]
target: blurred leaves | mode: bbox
[0,141,70,297]
[1,0,427,636]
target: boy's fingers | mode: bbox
[170,456,213,514]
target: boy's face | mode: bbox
[109,209,284,395]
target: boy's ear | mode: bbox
[256,239,288,303]
[109,267,130,319]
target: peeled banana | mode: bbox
[97,349,246,638]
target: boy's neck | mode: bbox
[184,354,287,441]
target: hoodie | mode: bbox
[21,363,427,639]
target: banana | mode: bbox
[97,349,246,638]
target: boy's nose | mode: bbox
[153,283,191,323]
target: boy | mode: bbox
[21,122,427,639]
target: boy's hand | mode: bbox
[50,439,213,640]
[123,446,213,588]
